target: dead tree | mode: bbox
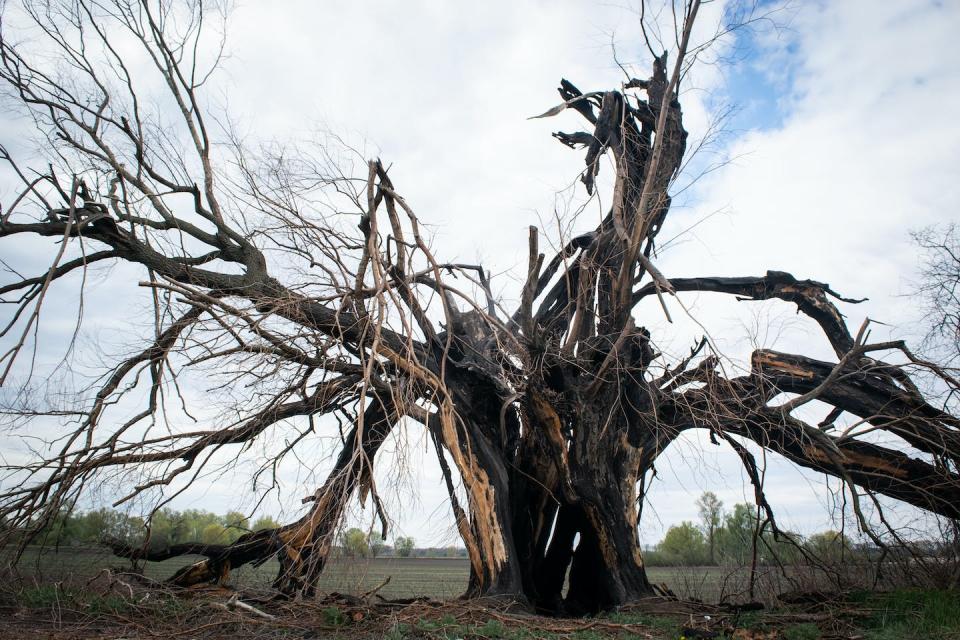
[1,0,959,614]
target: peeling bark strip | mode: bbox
[2,0,960,616]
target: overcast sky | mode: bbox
[2,0,960,547]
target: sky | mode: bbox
[2,0,960,548]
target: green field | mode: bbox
[6,547,467,599]
[4,546,784,602]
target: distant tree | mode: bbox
[912,224,960,363]
[806,530,851,563]
[696,492,724,565]
[147,508,187,547]
[67,510,100,543]
[394,536,415,558]
[201,523,227,544]
[368,533,386,558]
[716,502,756,565]
[341,527,369,558]
[39,510,79,545]
[222,511,250,543]
[73,508,142,544]
[180,510,222,542]
[657,521,707,566]
[251,515,281,531]
[712,503,805,566]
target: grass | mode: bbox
[12,582,187,618]
[606,610,680,634]
[782,622,821,640]
[16,584,73,609]
[849,589,960,640]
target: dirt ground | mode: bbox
[2,549,958,639]
[0,590,821,639]
[2,572,956,640]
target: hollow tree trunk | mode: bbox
[463,410,655,614]
[493,328,665,614]
[564,420,653,613]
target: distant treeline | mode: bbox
[338,528,467,559]
[645,492,950,567]
[12,508,464,559]
[644,501,840,566]
[21,508,280,547]
[10,498,946,567]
